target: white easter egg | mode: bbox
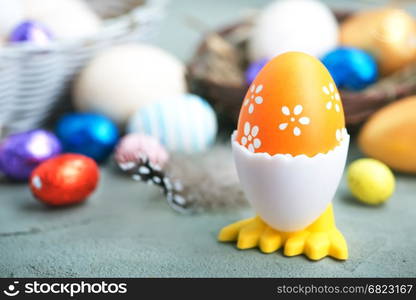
[0,0,24,41]
[249,0,338,61]
[23,0,101,40]
[73,44,187,124]
[128,94,218,153]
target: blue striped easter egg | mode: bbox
[127,94,218,153]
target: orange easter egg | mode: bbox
[236,52,345,157]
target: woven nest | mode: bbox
[187,11,416,132]
[0,0,166,135]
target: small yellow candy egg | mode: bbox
[347,158,395,205]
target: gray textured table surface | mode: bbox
[1,0,416,278]
[1,141,415,277]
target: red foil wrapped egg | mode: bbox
[30,154,99,206]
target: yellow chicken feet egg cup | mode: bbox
[219,205,348,260]
[218,52,349,261]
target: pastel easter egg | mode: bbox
[128,94,218,153]
[236,51,346,157]
[73,44,187,124]
[0,0,24,41]
[249,0,338,62]
[23,0,101,40]
[114,133,169,170]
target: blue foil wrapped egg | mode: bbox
[322,47,378,91]
[56,113,119,162]
[9,20,53,45]
[127,94,218,153]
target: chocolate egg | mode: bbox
[30,153,99,206]
[9,20,53,45]
[56,113,119,163]
[340,8,416,75]
[321,47,378,91]
[0,129,61,181]
[245,58,268,85]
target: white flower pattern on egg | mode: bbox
[244,84,264,114]
[278,105,310,136]
[336,128,348,142]
[241,122,262,152]
[323,83,341,112]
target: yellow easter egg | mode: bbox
[358,96,416,174]
[347,158,395,205]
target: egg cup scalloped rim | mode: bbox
[231,130,350,160]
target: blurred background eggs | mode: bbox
[73,44,187,124]
[9,20,53,45]
[0,129,61,181]
[248,0,338,61]
[56,113,119,162]
[0,0,24,43]
[0,0,101,43]
[128,94,218,153]
[245,58,268,85]
[23,0,101,40]
[359,96,416,174]
[340,8,416,75]
[115,133,169,169]
[322,47,378,91]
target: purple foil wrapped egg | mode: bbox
[245,58,269,85]
[115,133,169,170]
[0,130,62,181]
[9,20,53,45]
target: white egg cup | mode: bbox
[231,131,349,232]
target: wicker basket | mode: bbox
[0,0,166,135]
[188,11,416,132]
